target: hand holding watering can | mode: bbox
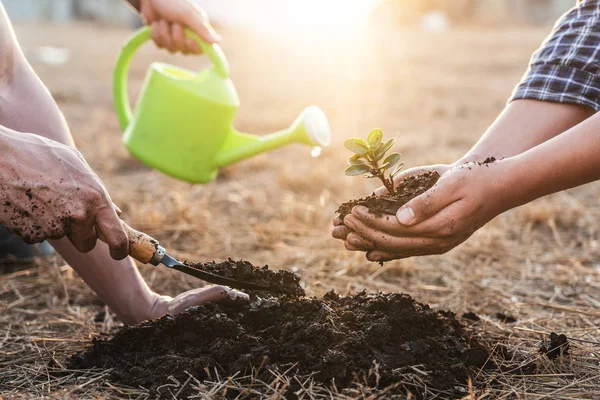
[113,27,331,184]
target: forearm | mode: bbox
[459,99,594,163]
[502,112,600,209]
[460,0,600,164]
[0,7,72,145]
[50,239,158,324]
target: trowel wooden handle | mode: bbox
[97,223,160,264]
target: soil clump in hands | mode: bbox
[336,171,440,219]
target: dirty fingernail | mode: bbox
[369,254,381,262]
[397,207,415,225]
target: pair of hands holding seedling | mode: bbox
[332,130,511,263]
[332,100,600,263]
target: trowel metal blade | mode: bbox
[160,253,185,268]
[160,254,280,292]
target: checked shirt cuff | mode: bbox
[510,63,600,112]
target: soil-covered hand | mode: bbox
[337,161,512,262]
[332,163,452,244]
[0,130,128,259]
[149,286,249,320]
[138,0,220,54]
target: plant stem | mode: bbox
[369,159,396,196]
[379,173,396,196]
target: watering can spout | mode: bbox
[215,106,331,168]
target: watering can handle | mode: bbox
[113,26,230,131]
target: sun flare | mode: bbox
[201,0,382,38]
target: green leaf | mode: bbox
[348,158,368,166]
[353,138,369,149]
[345,164,371,176]
[344,138,369,155]
[367,128,383,148]
[370,143,385,161]
[390,163,404,178]
[380,138,396,156]
[372,138,396,161]
[348,154,365,166]
[382,152,402,169]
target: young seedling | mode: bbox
[344,129,403,196]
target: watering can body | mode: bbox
[114,28,330,184]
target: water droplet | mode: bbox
[311,147,321,158]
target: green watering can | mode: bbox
[114,27,331,184]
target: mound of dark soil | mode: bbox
[185,258,305,297]
[336,171,440,220]
[70,291,488,398]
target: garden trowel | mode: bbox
[98,223,283,293]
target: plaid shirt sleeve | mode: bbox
[509,0,600,111]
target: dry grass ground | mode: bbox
[2,20,600,399]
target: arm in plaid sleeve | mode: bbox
[510,0,600,111]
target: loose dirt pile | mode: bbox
[70,291,488,398]
[185,258,305,297]
[336,171,440,219]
